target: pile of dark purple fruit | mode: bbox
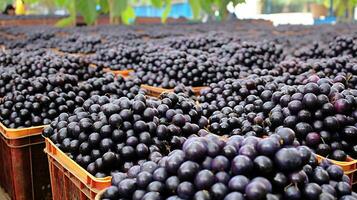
[101,128,356,200]
[267,79,357,161]
[0,73,145,128]
[43,93,208,177]
[0,22,356,199]
[0,73,78,97]
[129,40,283,88]
[277,56,357,89]
[73,74,145,100]
[0,91,84,128]
[89,44,143,70]
[165,84,199,101]
[53,34,102,54]
[200,73,357,161]
[0,49,104,80]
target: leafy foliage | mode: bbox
[189,0,246,20]
[122,5,136,24]
[23,0,40,4]
[151,0,162,8]
[99,0,109,14]
[55,15,76,27]
[14,0,247,26]
[324,0,357,18]
[199,0,214,15]
[161,0,172,23]
[108,0,136,24]
[109,0,128,18]
[55,0,76,27]
[76,0,97,25]
[0,0,13,11]
[188,0,200,20]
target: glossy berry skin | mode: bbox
[102,132,352,200]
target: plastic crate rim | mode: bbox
[0,121,48,139]
[44,138,112,185]
[315,154,357,166]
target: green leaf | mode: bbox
[76,0,97,25]
[0,0,13,11]
[99,0,109,13]
[216,0,231,20]
[121,5,135,24]
[335,1,345,17]
[52,0,76,26]
[24,0,40,4]
[66,0,76,22]
[231,0,245,5]
[55,16,75,27]
[109,0,128,18]
[188,0,200,19]
[161,0,171,23]
[54,0,75,15]
[54,0,68,7]
[199,0,213,14]
[151,0,162,8]
[323,0,357,18]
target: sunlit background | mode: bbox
[0,0,355,26]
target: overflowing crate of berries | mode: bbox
[0,21,357,200]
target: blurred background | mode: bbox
[0,0,356,26]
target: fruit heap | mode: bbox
[130,40,283,88]
[0,91,83,128]
[268,80,357,161]
[43,93,208,177]
[310,57,357,90]
[53,34,102,54]
[165,33,233,52]
[278,56,357,87]
[133,49,208,88]
[325,36,357,58]
[0,49,104,81]
[0,73,78,97]
[101,129,356,200]
[171,84,198,100]
[74,74,145,100]
[291,42,325,60]
[199,76,280,116]
[199,75,288,136]
[88,33,284,89]
[90,45,142,70]
[211,41,283,70]
[0,72,23,97]
[0,73,146,128]
[0,22,356,200]
[199,74,357,161]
